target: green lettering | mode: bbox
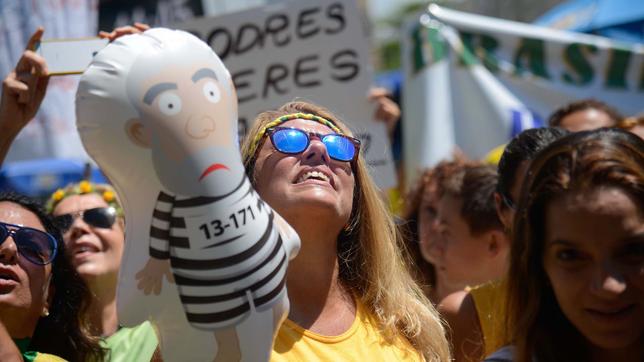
[459,32,479,67]
[562,43,597,85]
[480,34,500,73]
[513,38,550,79]
[460,32,500,71]
[605,48,632,89]
[411,25,425,73]
[427,27,446,63]
[411,24,447,74]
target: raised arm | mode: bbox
[0,27,49,166]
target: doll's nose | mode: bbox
[186,115,215,139]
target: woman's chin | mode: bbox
[75,264,104,280]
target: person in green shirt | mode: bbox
[47,182,160,362]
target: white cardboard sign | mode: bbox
[175,0,396,189]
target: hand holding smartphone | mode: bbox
[36,37,108,75]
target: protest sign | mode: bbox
[401,5,644,188]
[175,0,396,188]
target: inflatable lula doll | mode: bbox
[75,28,300,361]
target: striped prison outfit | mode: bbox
[149,176,289,330]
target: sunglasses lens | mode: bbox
[54,214,74,232]
[272,128,308,154]
[0,224,8,243]
[323,134,355,162]
[15,229,55,265]
[84,207,116,229]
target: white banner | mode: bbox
[175,0,396,189]
[402,5,644,188]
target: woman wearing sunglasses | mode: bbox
[0,192,104,361]
[486,128,644,362]
[241,102,449,361]
[47,182,159,361]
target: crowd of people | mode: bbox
[0,24,642,362]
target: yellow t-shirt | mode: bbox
[271,300,423,361]
[484,144,506,165]
[469,279,508,357]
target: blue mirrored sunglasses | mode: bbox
[0,221,58,265]
[266,127,361,162]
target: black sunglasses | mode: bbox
[0,221,58,265]
[54,207,117,232]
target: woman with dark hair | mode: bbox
[440,127,569,362]
[0,192,105,361]
[487,128,643,361]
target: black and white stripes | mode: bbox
[148,177,289,330]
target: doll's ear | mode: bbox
[125,118,151,148]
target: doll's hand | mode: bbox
[136,258,175,295]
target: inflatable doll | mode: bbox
[76,28,299,361]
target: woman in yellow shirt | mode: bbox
[242,101,450,361]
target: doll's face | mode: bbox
[129,63,244,196]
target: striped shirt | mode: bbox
[149,176,289,330]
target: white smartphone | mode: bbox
[36,37,109,75]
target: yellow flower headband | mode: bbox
[244,112,344,164]
[46,180,123,216]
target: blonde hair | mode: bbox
[242,101,450,361]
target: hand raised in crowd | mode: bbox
[369,87,401,138]
[0,27,49,138]
[99,22,150,41]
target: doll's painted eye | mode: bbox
[158,92,182,116]
[203,81,221,103]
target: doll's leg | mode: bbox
[214,328,241,362]
[272,292,289,333]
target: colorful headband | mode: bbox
[245,113,344,163]
[46,180,123,216]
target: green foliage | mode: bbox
[380,40,402,71]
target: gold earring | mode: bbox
[42,308,49,317]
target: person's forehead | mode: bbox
[0,201,45,231]
[421,182,438,205]
[53,194,109,215]
[440,194,462,215]
[279,119,336,134]
[561,108,613,129]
